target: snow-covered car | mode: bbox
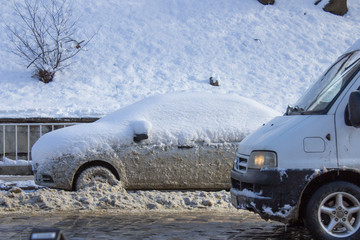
[31,92,278,190]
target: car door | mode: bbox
[119,142,200,189]
[198,141,238,189]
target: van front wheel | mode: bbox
[305,181,360,240]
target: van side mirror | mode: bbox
[348,90,360,128]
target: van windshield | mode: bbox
[287,51,360,115]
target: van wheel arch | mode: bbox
[298,170,360,223]
[72,160,120,191]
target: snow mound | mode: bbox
[0,182,233,213]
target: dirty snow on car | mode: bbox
[31,92,278,190]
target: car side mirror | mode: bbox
[133,133,148,142]
[348,90,360,128]
[131,120,151,142]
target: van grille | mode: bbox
[234,156,247,173]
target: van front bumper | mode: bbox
[230,168,315,224]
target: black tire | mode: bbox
[75,166,118,191]
[305,181,360,240]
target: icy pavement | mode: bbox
[0,177,314,239]
[0,211,313,240]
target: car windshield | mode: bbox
[287,50,360,115]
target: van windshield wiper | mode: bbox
[286,105,304,115]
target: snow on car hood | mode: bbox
[31,92,279,164]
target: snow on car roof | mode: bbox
[31,92,279,162]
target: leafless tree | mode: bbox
[6,0,95,83]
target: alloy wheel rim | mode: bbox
[318,191,360,238]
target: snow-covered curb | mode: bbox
[0,158,32,166]
[0,176,38,191]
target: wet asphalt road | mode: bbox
[0,211,314,240]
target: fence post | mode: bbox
[27,125,30,161]
[2,125,5,160]
[15,125,18,161]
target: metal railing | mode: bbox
[1,123,75,162]
[0,118,98,163]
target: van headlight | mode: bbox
[248,151,277,169]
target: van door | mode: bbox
[335,76,360,168]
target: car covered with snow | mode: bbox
[31,92,277,190]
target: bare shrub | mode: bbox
[6,0,95,83]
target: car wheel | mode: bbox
[75,166,118,191]
[305,181,360,240]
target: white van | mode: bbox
[230,40,360,240]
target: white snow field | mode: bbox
[0,0,360,118]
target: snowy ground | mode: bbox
[1,0,360,118]
[0,179,234,213]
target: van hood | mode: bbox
[237,113,338,169]
[237,115,311,155]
